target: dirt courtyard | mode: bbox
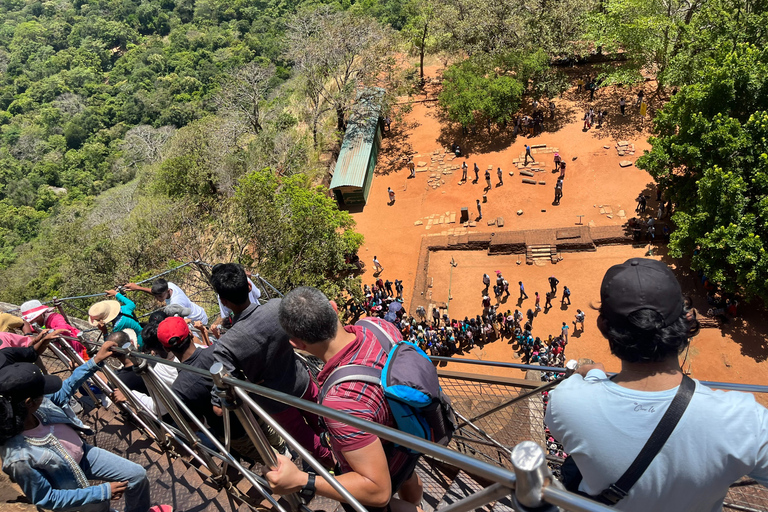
[349,62,768,397]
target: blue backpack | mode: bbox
[319,318,456,450]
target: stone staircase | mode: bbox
[525,244,557,265]
[1,391,499,512]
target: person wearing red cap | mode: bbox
[156,316,285,463]
[545,258,768,511]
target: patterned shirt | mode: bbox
[318,318,410,474]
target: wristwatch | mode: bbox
[299,472,316,504]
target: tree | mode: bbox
[234,168,364,297]
[584,0,707,88]
[287,6,391,141]
[401,0,441,83]
[438,50,563,127]
[153,116,247,199]
[121,125,176,167]
[637,44,768,302]
[214,61,276,135]
[432,0,597,57]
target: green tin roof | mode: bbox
[330,88,385,190]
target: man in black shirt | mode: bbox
[156,317,285,462]
[210,263,334,468]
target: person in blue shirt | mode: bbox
[546,258,768,512]
[0,342,168,512]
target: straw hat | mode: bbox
[20,300,52,323]
[121,328,138,348]
[0,312,23,332]
[88,300,121,326]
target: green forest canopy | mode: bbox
[0,0,766,306]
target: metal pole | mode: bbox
[437,483,511,512]
[135,261,196,285]
[452,410,512,456]
[230,383,369,512]
[219,374,518,489]
[211,364,301,512]
[210,363,279,469]
[140,364,286,512]
[255,273,283,298]
[41,292,108,304]
[447,257,457,318]
[99,363,164,443]
[430,357,768,394]
[430,356,568,374]
[542,487,615,512]
[143,365,217,463]
[509,441,557,511]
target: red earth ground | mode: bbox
[350,63,768,404]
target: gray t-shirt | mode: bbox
[212,299,309,414]
[546,369,768,512]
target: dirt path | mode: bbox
[350,63,768,401]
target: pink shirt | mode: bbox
[0,332,32,350]
[24,421,84,464]
[43,313,87,357]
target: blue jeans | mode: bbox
[72,444,150,512]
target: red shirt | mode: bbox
[318,318,409,474]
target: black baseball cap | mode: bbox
[600,258,684,327]
[0,346,38,370]
[0,363,62,401]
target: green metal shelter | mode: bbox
[330,89,385,206]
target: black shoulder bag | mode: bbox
[561,375,695,506]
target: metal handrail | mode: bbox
[11,261,766,512]
[43,334,768,512]
[431,356,768,394]
[93,345,614,512]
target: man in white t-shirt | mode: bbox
[545,258,768,512]
[125,279,208,324]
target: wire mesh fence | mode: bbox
[437,367,768,511]
[438,370,546,470]
[725,479,768,511]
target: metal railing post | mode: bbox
[210,363,301,512]
[509,441,558,511]
[452,410,512,456]
[210,363,280,469]
[132,361,286,512]
[135,358,215,460]
[226,376,370,512]
[436,483,511,512]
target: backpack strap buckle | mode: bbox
[598,484,627,505]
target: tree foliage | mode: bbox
[431,0,597,57]
[438,50,565,126]
[234,168,364,297]
[286,6,393,141]
[637,44,768,302]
